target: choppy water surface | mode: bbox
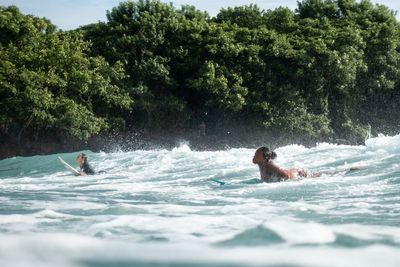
[0,135,400,267]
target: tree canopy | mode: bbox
[0,5,132,140]
[1,0,400,144]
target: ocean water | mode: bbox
[0,135,400,267]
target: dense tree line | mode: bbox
[1,0,400,145]
[0,5,132,143]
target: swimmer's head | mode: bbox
[76,153,88,165]
[253,147,276,164]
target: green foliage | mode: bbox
[0,6,132,139]
[264,98,333,138]
[215,5,264,29]
[188,61,248,112]
[3,0,400,142]
[297,0,340,19]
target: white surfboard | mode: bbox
[58,156,80,175]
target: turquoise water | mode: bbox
[0,135,400,267]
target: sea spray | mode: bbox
[0,135,400,266]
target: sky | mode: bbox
[0,0,399,30]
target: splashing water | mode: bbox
[0,134,400,267]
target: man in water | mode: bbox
[76,153,95,175]
[252,147,316,183]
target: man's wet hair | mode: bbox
[77,153,88,163]
[260,147,277,161]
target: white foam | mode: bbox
[264,220,336,244]
[0,137,400,266]
[0,233,399,267]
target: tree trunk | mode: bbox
[17,116,33,148]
